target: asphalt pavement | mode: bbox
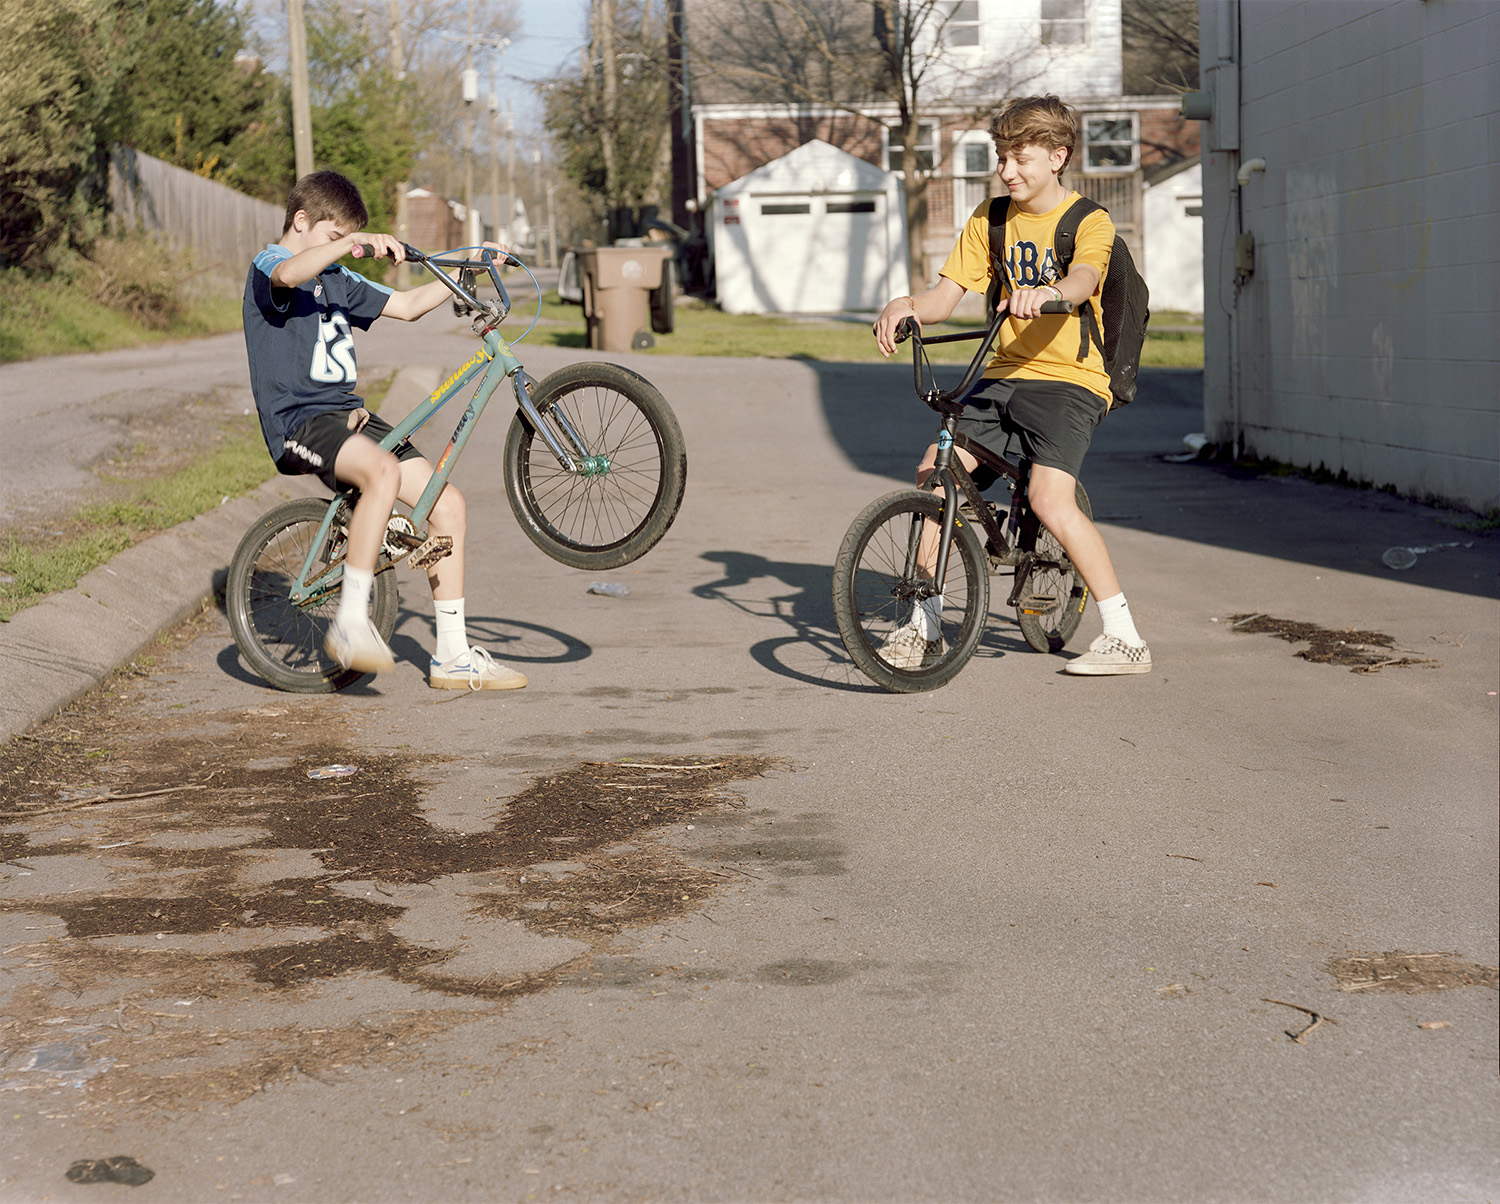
[0,315,1497,1202]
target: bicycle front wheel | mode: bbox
[1014,480,1092,654]
[504,362,687,571]
[226,498,400,693]
[832,489,989,693]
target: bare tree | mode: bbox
[687,0,1048,284]
[1120,0,1198,95]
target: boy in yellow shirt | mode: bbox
[872,95,1150,676]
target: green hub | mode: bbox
[579,455,612,477]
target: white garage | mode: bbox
[709,140,911,315]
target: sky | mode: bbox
[495,0,590,130]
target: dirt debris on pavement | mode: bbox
[1225,612,1437,672]
[0,617,779,1120]
[1328,951,1499,994]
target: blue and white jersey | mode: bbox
[242,244,394,461]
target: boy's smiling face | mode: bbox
[996,142,1069,211]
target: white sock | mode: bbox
[914,594,943,641]
[433,597,467,663]
[338,565,374,625]
[1097,592,1145,646]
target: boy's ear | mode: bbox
[291,209,310,233]
[1049,145,1069,175]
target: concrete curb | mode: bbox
[0,367,440,746]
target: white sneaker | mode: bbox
[429,646,528,691]
[1063,634,1152,676]
[325,615,395,674]
[877,624,945,671]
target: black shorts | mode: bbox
[953,378,1108,482]
[276,410,425,492]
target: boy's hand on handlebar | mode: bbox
[873,296,919,357]
[1008,285,1070,320]
[349,233,405,264]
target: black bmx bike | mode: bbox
[831,304,1093,693]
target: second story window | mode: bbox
[939,0,980,47]
[1082,114,1137,171]
[888,121,939,174]
[1040,0,1088,45]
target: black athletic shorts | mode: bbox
[953,378,1108,482]
[276,410,425,492]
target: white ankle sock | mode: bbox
[915,594,943,641]
[433,597,467,663]
[1097,592,1144,646]
[338,565,374,625]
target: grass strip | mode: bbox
[0,417,273,621]
[511,289,1203,368]
[0,372,396,621]
[0,268,243,362]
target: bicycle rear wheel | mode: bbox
[1014,480,1091,654]
[504,362,687,571]
[226,497,399,693]
[832,489,989,693]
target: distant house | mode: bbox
[685,0,1200,311]
[1191,0,1499,511]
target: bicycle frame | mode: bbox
[896,310,1072,612]
[285,249,590,607]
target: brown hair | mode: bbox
[281,170,368,236]
[987,95,1079,174]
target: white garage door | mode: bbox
[741,193,892,313]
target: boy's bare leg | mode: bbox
[397,458,465,601]
[397,457,525,689]
[332,437,402,571]
[1029,464,1149,672]
[325,436,402,672]
[1026,464,1121,600]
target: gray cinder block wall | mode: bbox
[1197,0,1499,512]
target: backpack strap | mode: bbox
[983,195,1011,320]
[1054,196,1105,363]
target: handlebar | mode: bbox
[351,243,515,327]
[896,297,1075,413]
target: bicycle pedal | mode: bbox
[407,535,454,569]
[1017,593,1060,615]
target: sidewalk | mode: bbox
[0,367,438,745]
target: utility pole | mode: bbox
[595,0,619,240]
[463,0,477,246]
[389,0,410,287]
[505,101,516,248]
[287,0,314,178]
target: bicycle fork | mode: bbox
[511,368,609,476]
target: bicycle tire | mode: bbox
[226,497,400,693]
[504,362,687,571]
[832,489,989,693]
[1014,480,1092,654]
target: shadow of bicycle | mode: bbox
[693,548,1033,693]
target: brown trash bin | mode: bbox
[576,246,672,352]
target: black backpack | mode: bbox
[984,195,1150,408]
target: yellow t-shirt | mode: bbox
[940,193,1113,400]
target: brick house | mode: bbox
[685,0,1199,302]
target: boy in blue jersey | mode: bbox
[243,170,526,689]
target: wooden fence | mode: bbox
[108,145,283,278]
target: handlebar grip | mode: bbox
[351,243,393,260]
[894,316,916,344]
[1039,298,1075,314]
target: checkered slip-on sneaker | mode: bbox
[1063,634,1152,676]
